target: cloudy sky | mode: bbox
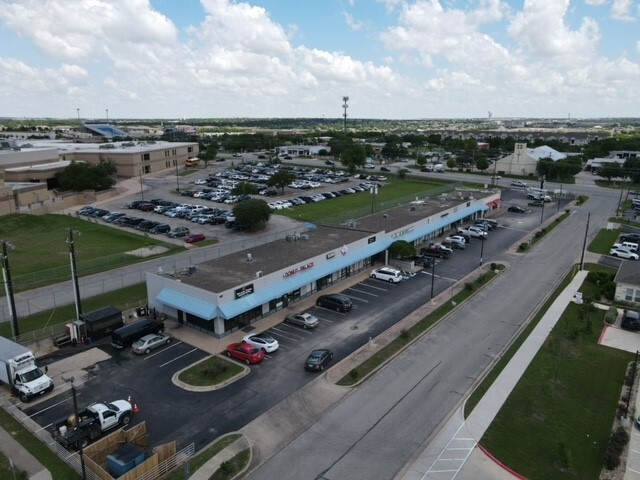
[0,0,639,120]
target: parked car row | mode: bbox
[609,236,639,260]
[268,181,383,210]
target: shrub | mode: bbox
[604,307,618,325]
[518,243,529,252]
[464,283,474,291]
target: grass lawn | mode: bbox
[588,228,622,254]
[164,434,241,480]
[277,178,452,223]
[178,356,244,386]
[0,409,80,479]
[0,214,182,291]
[0,283,148,338]
[480,302,633,480]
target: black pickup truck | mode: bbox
[420,245,451,259]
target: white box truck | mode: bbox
[0,336,54,402]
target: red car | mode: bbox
[224,343,265,365]
[184,233,205,244]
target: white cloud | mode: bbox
[611,0,635,21]
[343,11,365,31]
[508,0,600,67]
[0,0,178,62]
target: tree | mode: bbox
[341,146,366,174]
[416,155,427,169]
[389,240,415,259]
[446,158,457,170]
[55,161,116,192]
[623,157,640,184]
[200,142,218,167]
[232,182,258,196]
[267,170,295,194]
[598,162,624,182]
[475,155,490,172]
[232,199,272,231]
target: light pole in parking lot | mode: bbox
[479,233,485,266]
[430,258,436,300]
[174,159,180,192]
[540,195,545,225]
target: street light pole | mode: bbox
[139,170,144,201]
[540,195,545,225]
[430,259,436,300]
[370,184,378,214]
[174,159,180,192]
[479,234,485,266]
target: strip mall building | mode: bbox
[147,189,501,337]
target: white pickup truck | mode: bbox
[51,399,132,449]
[458,226,488,239]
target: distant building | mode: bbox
[493,143,567,176]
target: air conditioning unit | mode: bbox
[256,271,262,278]
[246,253,253,262]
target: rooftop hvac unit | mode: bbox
[256,271,262,278]
[247,253,253,262]
[300,234,309,240]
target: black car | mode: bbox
[316,294,352,312]
[304,349,333,372]
[621,310,640,331]
[508,206,526,213]
[380,167,390,172]
[149,224,171,234]
[528,200,544,207]
[620,233,640,243]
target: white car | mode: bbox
[609,248,639,260]
[242,333,279,353]
[370,267,403,283]
[511,180,528,187]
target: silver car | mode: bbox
[285,312,319,329]
[131,333,171,355]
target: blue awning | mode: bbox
[402,205,486,243]
[156,288,217,320]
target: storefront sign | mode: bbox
[235,284,254,299]
[283,262,314,277]
[326,252,335,259]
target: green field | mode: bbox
[278,178,456,223]
[0,214,182,291]
[479,268,632,479]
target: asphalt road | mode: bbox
[245,181,620,480]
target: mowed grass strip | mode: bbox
[480,302,632,480]
[277,179,448,223]
[0,214,181,289]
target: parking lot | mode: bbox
[19,189,568,453]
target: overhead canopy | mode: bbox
[156,288,217,320]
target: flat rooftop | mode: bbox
[178,191,476,292]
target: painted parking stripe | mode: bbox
[348,287,381,297]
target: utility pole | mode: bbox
[580,212,591,270]
[67,230,83,323]
[1,241,18,337]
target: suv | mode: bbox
[316,294,353,312]
[370,267,402,283]
[167,226,190,238]
[621,310,640,331]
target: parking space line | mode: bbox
[141,341,183,360]
[159,347,199,368]
[348,287,381,297]
[270,325,314,338]
[361,282,393,291]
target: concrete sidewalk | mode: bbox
[399,270,589,480]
